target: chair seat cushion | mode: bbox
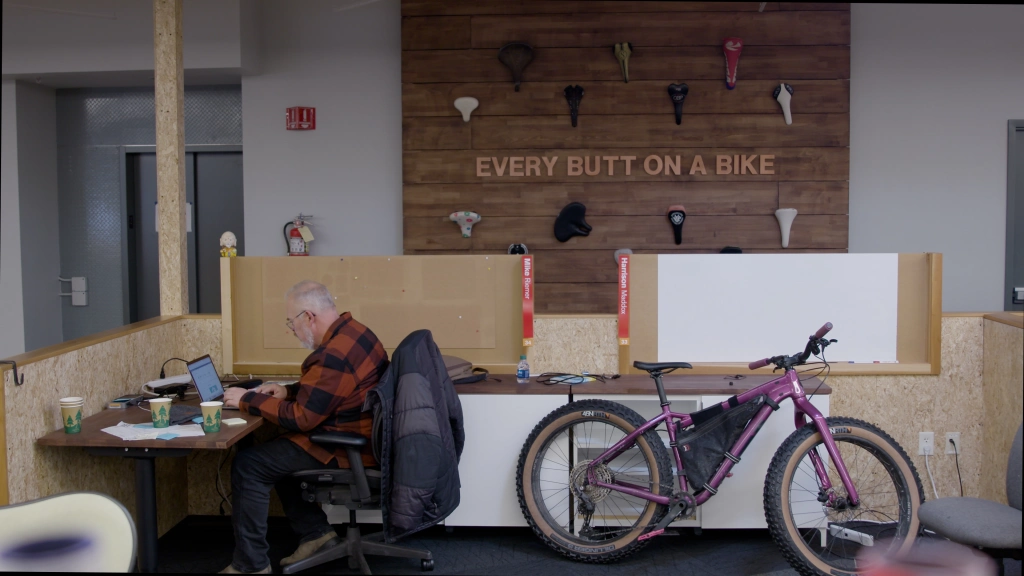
[918,497,1022,549]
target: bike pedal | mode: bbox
[638,529,665,542]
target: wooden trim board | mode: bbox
[0,316,182,367]
[984,312,1024,330]
[220,257,235,374]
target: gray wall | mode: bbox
[56,86,242,341]
[0,80,25,358]
[16,82,62,350]
[849,3,1024,311]
[2,0,245,75]
[241,0,402,257]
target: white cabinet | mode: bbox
[699,394,829,529]
[573,394,702,527]
[445,393,567,527]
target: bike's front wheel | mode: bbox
[765,417,924,576]
[516,399,673,563]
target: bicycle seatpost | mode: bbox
[650,372,669,406]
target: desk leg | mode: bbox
[133,457,159,573]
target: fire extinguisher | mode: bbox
[283,214,314,256]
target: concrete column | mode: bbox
[153,0,188,316]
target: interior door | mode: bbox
[130,153,197,321]
[195,152,244,313]
[1007,121,1024,311]
[128,151,243,321]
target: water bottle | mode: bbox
[516,355,530,384]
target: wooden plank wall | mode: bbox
[402,1,850,313]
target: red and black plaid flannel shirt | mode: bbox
[239,312,388,467]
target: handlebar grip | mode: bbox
[748,358,770,370]
[814,322,833,339]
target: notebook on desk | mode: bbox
[186,355,260,410]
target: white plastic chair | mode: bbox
[0,492,137,572]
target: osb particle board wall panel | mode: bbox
[402,1,850,314]
[225,256,522,374]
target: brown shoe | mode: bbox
[219,564,271,574]
[280,531,340,566]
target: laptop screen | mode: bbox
[187,355,224,403]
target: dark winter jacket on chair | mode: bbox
[364,329,466,542]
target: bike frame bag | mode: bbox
[677,394,767,492]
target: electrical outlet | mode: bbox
[946,432,962,454]
[919,432,934,455]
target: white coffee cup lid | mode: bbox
[60,397,84,404]
[149,397,172,403]
[200,401,224,407]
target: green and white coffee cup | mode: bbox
[200,401,223,434]
[149,398,172,428]
[59,397,84,434]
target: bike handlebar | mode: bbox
[748,357,771,370]
[814,322,833,340]
[749,322,834,371]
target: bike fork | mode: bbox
[797,404,861,507]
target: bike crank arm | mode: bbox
[638,493,695,541]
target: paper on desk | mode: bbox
[101,421,205,441]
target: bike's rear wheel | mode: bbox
[516,399,673,563]
[765,417,924,576]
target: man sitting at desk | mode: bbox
[220,280,389,574]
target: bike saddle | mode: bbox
[633,361,693,372]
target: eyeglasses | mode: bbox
[286,310,315,331]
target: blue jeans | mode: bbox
[231,437,339,572]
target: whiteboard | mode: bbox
[657,254,898,363]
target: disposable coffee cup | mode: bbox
[60,403,83,434]
[149,398,172,428]
[200,401,223,434]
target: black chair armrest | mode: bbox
[309,432,368,448]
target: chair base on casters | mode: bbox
[281,514,433,575]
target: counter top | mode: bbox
[455,373,829,395]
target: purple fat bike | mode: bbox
[516,323,924,575]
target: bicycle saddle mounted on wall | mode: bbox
[554,202,592,242]
[498,42,534,92]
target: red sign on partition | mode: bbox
[618,255,629,345]
[286,107,316,130]
[522,255,534,346]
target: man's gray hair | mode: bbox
[285,280,337,313]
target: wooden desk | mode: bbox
[37,400,263,573]
[452,374,830,396]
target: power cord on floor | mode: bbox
[924,453,940,499]
[949,438,964,497]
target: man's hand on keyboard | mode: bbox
[222,386,246,409]
[253,383,289,399]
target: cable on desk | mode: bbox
[160,357,189,379]
[537,373,619,385]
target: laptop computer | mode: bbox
[186,355,254,410]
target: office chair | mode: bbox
[0,491,137,572]
[918,423,1022,575]
[282,414,433,575]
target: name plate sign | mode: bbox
[475,154,775,178]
